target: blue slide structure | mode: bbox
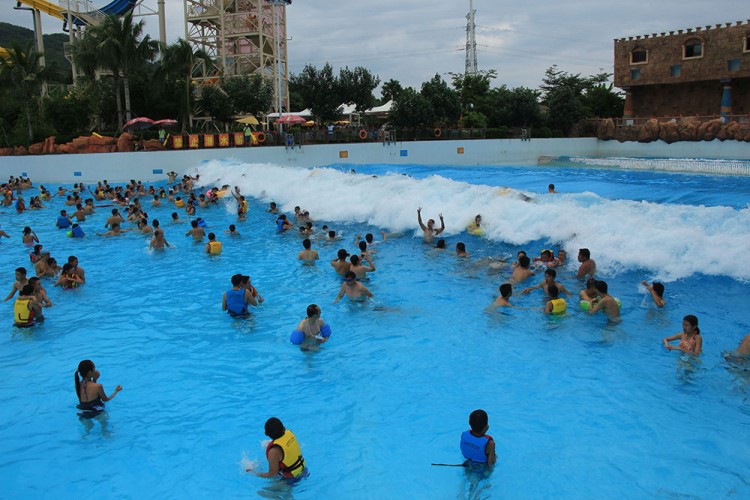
[68,0,138,27]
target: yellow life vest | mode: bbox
[267,430,305,478]
[240,200,248,213]
[207,241,222,255]
[175,199,185,208]
[14,298,33,325]
[550,298,567,314]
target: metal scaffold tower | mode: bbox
[184,0,290,113]
[465,0,477,75]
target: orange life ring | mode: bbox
[256,132,266,144]
[358,129,367,140]
[434,128,442,138]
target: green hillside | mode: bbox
[0,22,72,83]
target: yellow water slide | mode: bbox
[15,0,66,20]
[0,46,10,60]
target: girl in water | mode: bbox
[663,315,702,355]
[75,359,122,418]
[21,227,39,246]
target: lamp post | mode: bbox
[265,0,291,139]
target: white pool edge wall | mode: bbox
[1,138,749,183]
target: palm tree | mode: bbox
[73,26,123,128]
[156,39,213,133]
[74,12,158,129]
[0,43,53,143]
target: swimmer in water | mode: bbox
[349,254,375,279]
[67,256,86,284]
[520,268,570,296]
[435,239,446,250]
[663,315,702,356]
[185,220,206,241]
[222,274,257,316]
[225,224,240,236]
[460,409,496,467]
[587,280,620,321]
[456,242,469,257]
[149,229,171,250]
[75,359,122,418]
[487,283,513,309]
[641,281,666,308]
[509,256,535,284]
[247,417,307,481]
[5,267,29,301]
[579,277,598,302]
[291,304,330,347]
[576,248,596,279]
[724,334,750,362]
[297,238,319,261]
[544,284,567,315]
[330,249,351,277]
[333,272,374,303]
[417,207,445,243]
[548,183,557,194]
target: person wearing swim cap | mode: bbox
[460,409,496,467]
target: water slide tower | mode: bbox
[184,0,290,114]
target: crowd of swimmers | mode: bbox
[3,172,750,484]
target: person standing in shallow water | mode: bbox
[460,409,496,467]
[417,207,444,243]
[663,315,702,356]
[74,359,122,418]
[247,417,308,481]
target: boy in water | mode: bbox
[588,280,620,321]
[509,256,535,284]
[333,272,374,303]
[298,239,319,261]
[487,283,513,309]
[641,280,666,308]
[460,409,496,467]
[248,417,307,481]
[544,284,567,315]
[520,268,570,296]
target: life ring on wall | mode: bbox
[256,132,266,144]
[434,128,442,138]
[358,129,367,140]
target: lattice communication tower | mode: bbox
[465,0,477,75]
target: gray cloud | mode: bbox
[3,0,747,96]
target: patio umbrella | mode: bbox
[276,114,306,125]
[153,119,178,128]
[236,116,260,125]
[124,117,155,130]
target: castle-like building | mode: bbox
[614,20,750,120]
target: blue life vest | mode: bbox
[225,289,247,316]
[57,216,71,228]
[276,219,286,232]
[460,431,492,463]
[71,226,85,238]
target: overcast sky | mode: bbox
[4,0,748,95]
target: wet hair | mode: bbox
[67,256,78,264]
[585,277,597,290]
[500,283,512,298]
[208,232,216,240]
[306,304,320,317]
[548,183,555,190]
[435,239,446,249]
[61,263,73,274]
[548,284,559,298]
[544,269,557,278]
[264,417,285,440]
[652,282,665,297]
[358,241,367,252]
[302,238,312,249]
[229,224,236,231]
[579,248,591,259]
[191,220,198,228]
[111,208,119,215]
[23,226,31,234]
[171,212,178,220]
[594,280,608,294]
[469,409,488,434]
[277,214,287,221]
[350,255,360,265]
[28,276,40,287]
[270,202,277,208]
[153,219,160,228]
[519,256,531,268]
[231,274,242,286]
[365,233,374,243]
[337,249,348,259]
[328,230,336,238]
[20,284,34,295]
[683,315,700,334]
[75,359,95,400]
[32,244,43,254]
[344,271,356,280]
[517,251,527,258]
[456,242,466,252]
[15,267,26,276]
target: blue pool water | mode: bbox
[1,160,749,498]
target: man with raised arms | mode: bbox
[349,254,375,279]
[417,207,445,243]
[330,249,351,277]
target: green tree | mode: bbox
[0,43,54,143]
[289,63,341,122]
[338,66,380,113]
[380,79,402,103]
[221,74,274,117]
[450,69,496,111]
[391,87,434,128]
[200,85,233,128]
[420,74,461,126]
[44,88,94,141]
[157,39,212,133]
[583,83,624,118]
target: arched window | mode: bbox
[630,48,648,64]
[683,38,703,59]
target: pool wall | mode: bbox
[0,137,748,182]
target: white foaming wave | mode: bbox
[195,160,750,282]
